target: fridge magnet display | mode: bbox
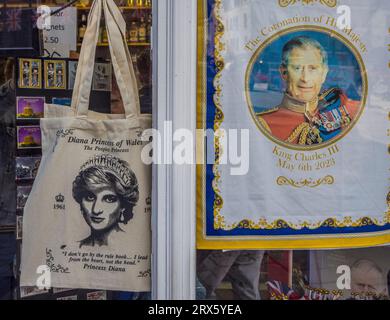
[16,97,45,120]
[18,59,42,89]
[16,216,23,240]
[16,157,42,181]
[20,287,49,298]
[17,126,42,149]
[44,60,67,90]
[52,97,72,106]
[86,291,107,300]
[93,63,112,91]
[68,61,78,90]
[17,186,32,210]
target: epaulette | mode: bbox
[255,106,279,116]
[319,88,336,100]
[318,88,344,110]
[319,88,343,102]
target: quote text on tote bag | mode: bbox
[20,0,151,291]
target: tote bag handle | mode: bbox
[71,0,141,119]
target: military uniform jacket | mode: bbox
[257,88,360,145]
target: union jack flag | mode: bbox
[6,9,22,32]
[266,280,303,300]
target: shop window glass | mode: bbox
[0,0,153,300]
[196,0,390,301]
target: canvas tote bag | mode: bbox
[20,0,151,291]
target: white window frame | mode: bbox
[151,0,198,300]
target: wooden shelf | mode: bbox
[76,6,152,10]
[0,4,35,8]
[0,4,152,9]
[77,42,150,46]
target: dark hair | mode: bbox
[4,58,14,82]
[281,36,328,68]
[72,164,139,224]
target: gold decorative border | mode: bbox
[212,0,226,230]
[217,213,390,232]
[245,25,369,152]
[277,175,335,188]
[279,0,337,7]
[196,0,206,243]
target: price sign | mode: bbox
[43,7,77,58]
